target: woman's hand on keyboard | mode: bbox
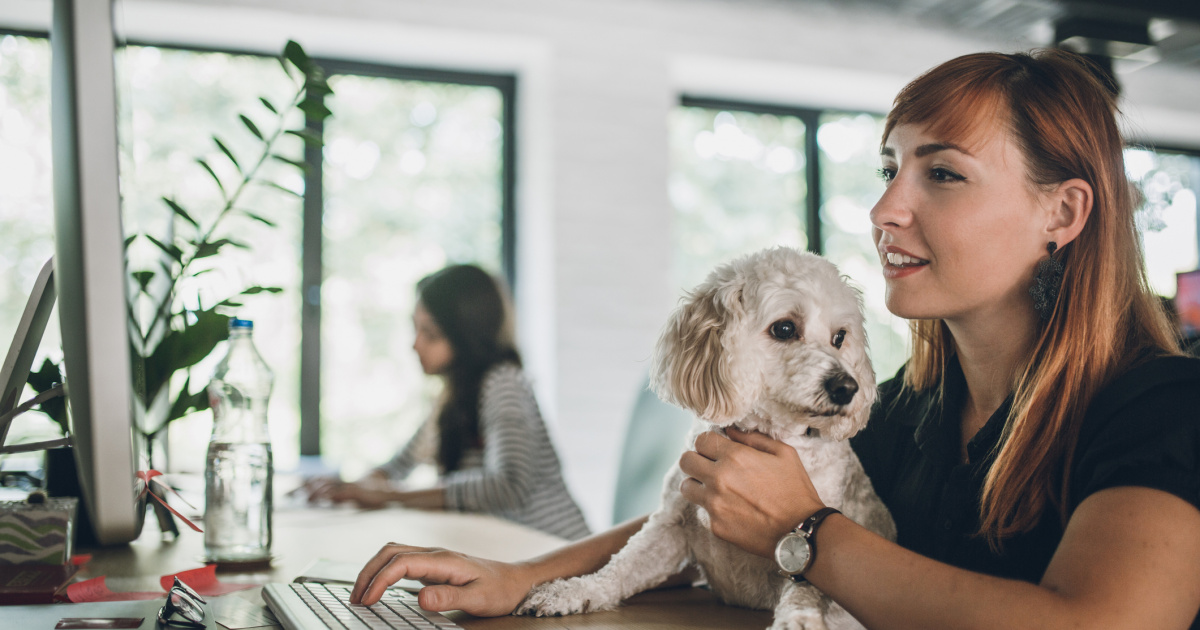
[351,543,535,617]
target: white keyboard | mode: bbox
[263,582,462,630]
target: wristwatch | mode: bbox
[774,507,841,582]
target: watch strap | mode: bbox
[798,506,841,539]
[786,507,841,583]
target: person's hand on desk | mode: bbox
[339,486,446,510]
[303,474,446,511]
[351,544,534,616]
[300,475,353,502]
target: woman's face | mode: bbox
[412,302,454,375]
[871,122,1052,325]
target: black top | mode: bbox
[851,354,1200,625]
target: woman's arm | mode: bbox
[682,429,1200,630]
[811,487,1200,630]
[305,425,425,504]
[321,484,447,510]
[350,516,649,613]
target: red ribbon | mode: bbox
[136,470,203,532]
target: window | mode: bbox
[669,107,808,291]
[670,100,1200,381]
[319,64,509,478]
[0,34,59,454]
[670,99,908,380]
[117,45,306,475]
[1127,147,1200,298]
[0,33,513,479]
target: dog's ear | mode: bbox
[650,277,755,423]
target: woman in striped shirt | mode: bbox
[307,264,590,541]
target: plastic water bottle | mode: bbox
[204,318,274,563]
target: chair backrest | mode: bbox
[611,375,695,524]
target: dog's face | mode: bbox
[650,247,876,441]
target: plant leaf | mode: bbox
[271,153,310,172]
[258,180,303,198]
[277,54,294,80]
[298,98,333,121]
[239,114,264,141]
[132,270,156,292]
[151,308,231,376]
[145,235,184,263]
[161,197,199,229]
[241,286,283,295]
[240,210,277,227]
[283,40,311,75]
[258,96,278,114]
[166,376,211,424]
[284,128,323,147]
[194,238,249,259]
[195,158,227,197]
[212,136,241,171]
[304,77,332,98]
[26,359,67,430]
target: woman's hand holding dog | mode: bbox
[679,427,826,558]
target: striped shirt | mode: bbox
[376,363,591,540]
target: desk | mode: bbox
[80,504,773,629]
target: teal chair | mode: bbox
[611,375,696,524]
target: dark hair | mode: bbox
[886,49,1179,545]
[417,265,520,472]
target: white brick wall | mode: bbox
[9,0,1200,531]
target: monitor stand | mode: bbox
[0,258,174,544]
[0,258,68,453]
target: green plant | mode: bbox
[126,41,331,468]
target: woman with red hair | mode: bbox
[351,50,1200,628]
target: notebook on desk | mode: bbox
[262,581,461,630]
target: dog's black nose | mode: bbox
[825,373,858,406]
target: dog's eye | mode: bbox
[769,320,798,341]
[832,329,847,349]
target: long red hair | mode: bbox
[885,49,1179,546]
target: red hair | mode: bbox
[886,49,1179,546]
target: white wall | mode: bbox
[8,0,1200,531]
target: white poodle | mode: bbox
[517,246,896,630]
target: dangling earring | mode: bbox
[1029,242,1065,322]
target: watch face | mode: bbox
[775,533,812,574]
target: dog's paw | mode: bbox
[514,576,617,617]
[770,608,828,630]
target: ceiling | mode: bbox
[797,0,1200,71]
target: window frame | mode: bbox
[1,29,518,458]
[678,95,887,257]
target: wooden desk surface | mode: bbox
[80,504,772,629]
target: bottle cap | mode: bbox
[230,318,254,330]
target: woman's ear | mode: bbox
[650,279,748,423]
[1044,177,1093,247]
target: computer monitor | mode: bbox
[0,0,145,546]
[1176,269,1200,340]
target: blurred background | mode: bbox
[1,0,1198,531]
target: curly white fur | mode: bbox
[517,247,896,630]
